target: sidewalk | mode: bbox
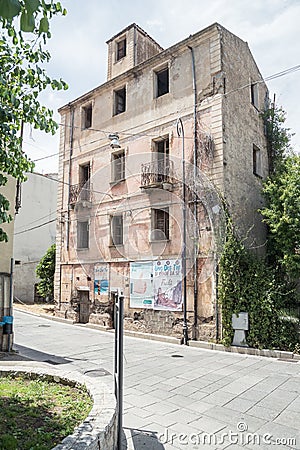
[3,308,300,449]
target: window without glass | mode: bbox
[116,38,126,61]
[77,221,89,249]
[251,83,259,109]
[114,87,126,115]
[156,67,169,97]
[152,208,169,241]
[79,163,90,200]
[112,150,125,182]
[155,138,169,182]
[253,144,261,176]
[111,215,123,246]
[82,104,92,129]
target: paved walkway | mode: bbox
[1,310,300,449]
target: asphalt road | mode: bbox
[10,310,300,449]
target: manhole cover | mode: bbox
[38,324,51,328]
[171,354,184,358]
[84,369,111,377]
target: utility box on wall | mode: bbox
[232,312,249,347]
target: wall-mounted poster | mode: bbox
[94,263,109,297]
[153,259,182,311]
[130,262,153,308]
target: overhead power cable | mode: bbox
[26,63,300,163]
[14,218,56,235]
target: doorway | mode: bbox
[79,291,90,323]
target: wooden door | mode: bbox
[79,291,90,324]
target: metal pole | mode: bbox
[8,258,14,352]
[114,292,119,398]
[117,292,124,449]
[177,118,188,346]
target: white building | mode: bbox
[13,172,57,304]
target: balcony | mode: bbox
[141,160,174,189]
[69,181,91,206]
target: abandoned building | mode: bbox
[54,22,269,341]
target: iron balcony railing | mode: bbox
[69,181,91,205]
[141,160,174,188]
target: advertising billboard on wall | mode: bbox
[94,263,109,297]
[153,259,182,311]
[129,259,182,311]
[130,262,153,308]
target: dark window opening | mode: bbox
[15,260,21,265]
[114,87,126,115]
[111,215,123,246]
[155,138,169,182]
[253,144,261,176]
[83,104,92,129]
[116,38,126,61]
[112,151,125,182]
[251,83,258,109]
[79,163,90,201]
[152,208,169,241]
[156,67,169,97]
[77,221,89,249]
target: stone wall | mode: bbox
[0,365,117,450]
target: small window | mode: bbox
[154,138,170,182]
[251,83,258,109]
[82,104,92,129]
[112,150,125,182]
[152,208,169,241]
[156,67,169,97]
[77,221,89,249]
[116,38,126,61]
[79,163,90,201]
[114,87,126,115]
[111,215,123,246]
[253,145,261,176]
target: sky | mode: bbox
[22,0,300,173]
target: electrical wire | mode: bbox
[14,210,57,232]
[14,218,56,235]
[24,63,300,166]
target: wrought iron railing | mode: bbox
[141,160,173,188]
[69,181,91,204]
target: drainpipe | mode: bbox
[133,25,137,67]
[188,45,199,340]
[67,106,74,251]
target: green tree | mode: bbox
[0,0,67,241]
[36,244,55,300]
[261,154,300,279]
[218,218,299,351]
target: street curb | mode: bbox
[0,363,117,450]
[14,308,300,360]
[189,340,300,360]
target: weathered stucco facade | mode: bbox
[13,172,57,304]
[54,23,269,342]
[0,175,16,350]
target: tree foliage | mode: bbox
[218,218,299,351]
[219,105,300,352]
[36,243,55,300]
[0,0,67,241]
[261,155,300,278]
[261,105,300,279]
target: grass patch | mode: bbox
[0,374,93,450]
